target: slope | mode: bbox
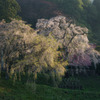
[0,76,100,100]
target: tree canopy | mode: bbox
[0,19,68,81]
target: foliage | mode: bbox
[0,19,68,81]
[16,0,100,45]
[36,16,100,70]
[0,0,21,22]
[59,77,83,90]
[49,0,100,45]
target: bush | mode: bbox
[59,77,83,90]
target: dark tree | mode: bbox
[0,0,21,21]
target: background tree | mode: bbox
[0,0,21,21]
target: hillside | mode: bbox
[16,0,64,27]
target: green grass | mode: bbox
[79,76,100,92]
[0,76,100,100]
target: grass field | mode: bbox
[0,76,100,100]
